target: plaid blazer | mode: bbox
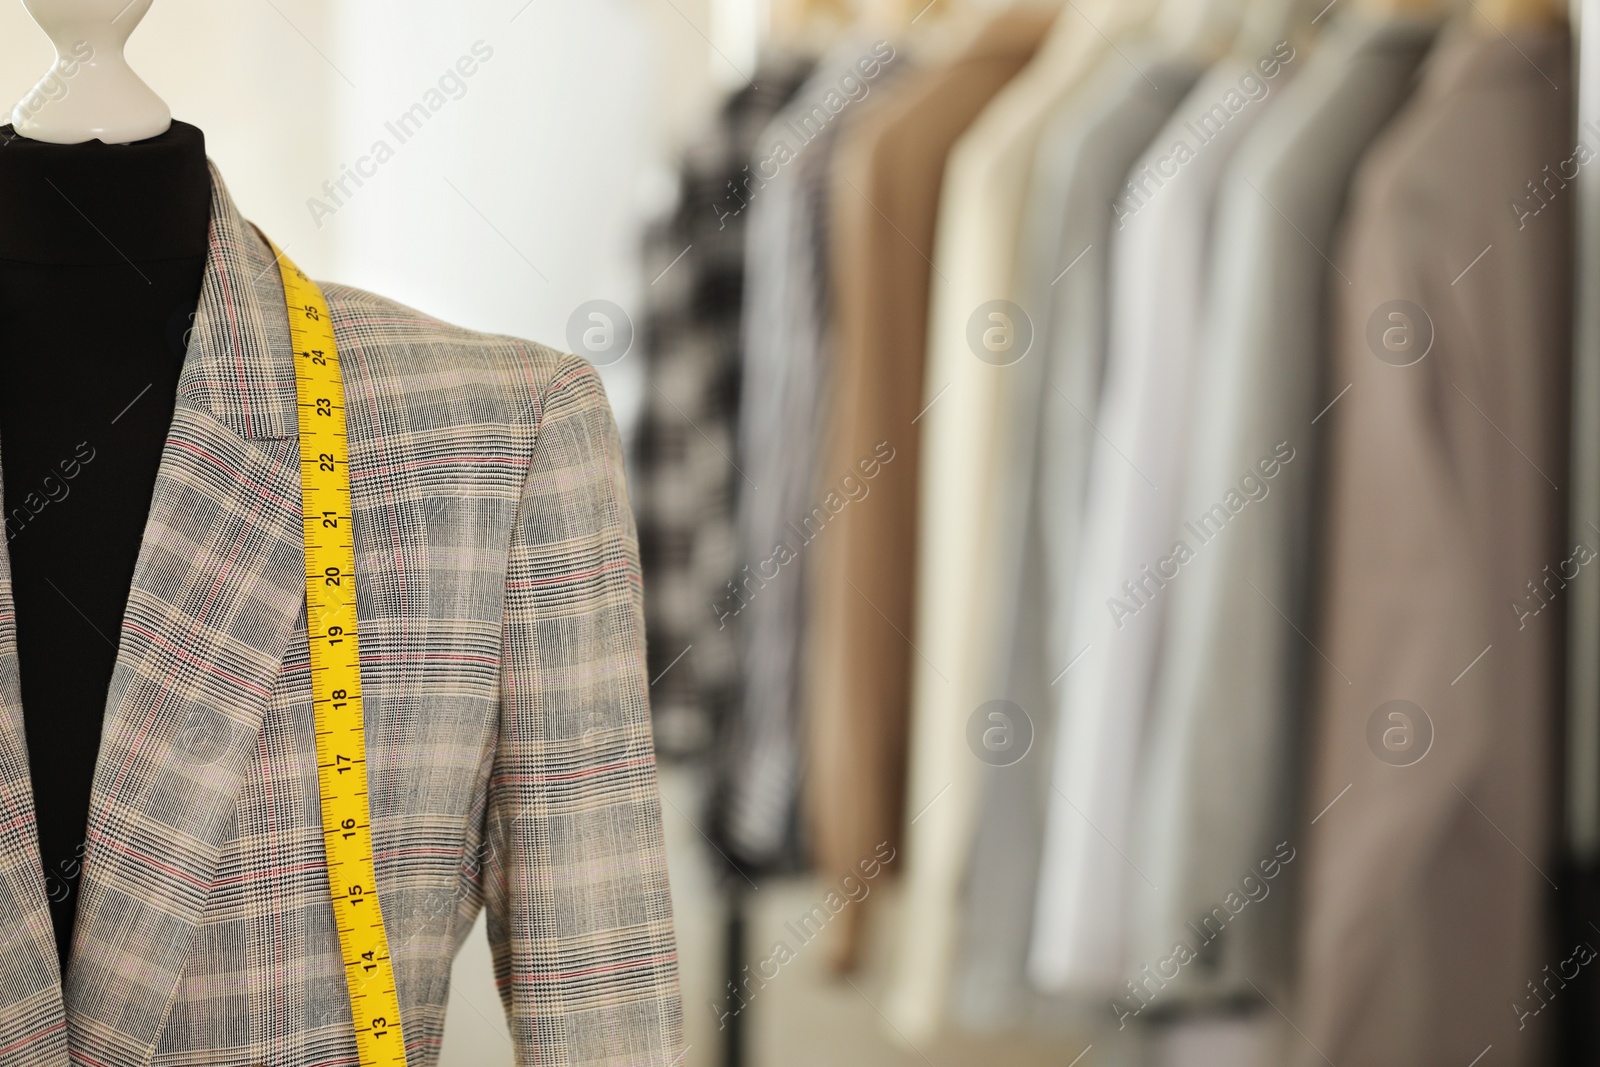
[0,163,683,1066]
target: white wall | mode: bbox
[323,2,651,378]
[1,0,343,268]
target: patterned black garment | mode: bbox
[631,55,813,761]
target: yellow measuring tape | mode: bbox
[272,241,408,1067]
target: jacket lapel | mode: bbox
[63,162,306,1067]
[0,482,69,1061]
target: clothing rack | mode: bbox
[1561,1,1600,1061]
[1570,0,1600,867]
[648,4,1600,1063]
[721,881,750,1067]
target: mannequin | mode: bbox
[0,0,209,973]
[11,0,171,144]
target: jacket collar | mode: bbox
[176,161,302,442]
[0,159,310,1066]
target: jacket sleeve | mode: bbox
[483,351,684,1065]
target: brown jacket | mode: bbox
[1298,23,1571,1067]
[801,7,1054,969]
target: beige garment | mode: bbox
[883,0,1159,1038]
[1297,22,1571,1067]
[803,7,1055,972]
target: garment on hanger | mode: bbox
[885,0,1162,1039]
[804,4,1056,972]
[723,35,909,869]
[1568,0,1600,888]
[0,162,683,1066]
[1114,7,1438,1009]
[1028,28,1297,997]
[631,54,813,760]
[1294,20,1569,1067]
[1565,0,1600,1047]
[953,39,1207,1025]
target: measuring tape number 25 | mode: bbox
[271,239,408,1067]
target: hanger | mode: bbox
[769,0,858,53]
[830,0,1018,35]
[772,0,1025,63]
[1469,0,1566,29]
[1153,0,1247,58]
[855,0,924,26]
[1352,0,1451,16]
[1234,0,1321,54]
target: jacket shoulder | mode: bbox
[321,281,592,432]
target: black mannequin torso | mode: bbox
[0,120,210,975]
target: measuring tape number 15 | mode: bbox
[271,239,408,1067]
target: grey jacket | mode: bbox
[0,163,683,1067]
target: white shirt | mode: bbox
[1030,40,1290,994]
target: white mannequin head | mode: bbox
[11,0,171,144]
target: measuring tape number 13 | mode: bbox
[271,239,408,1067]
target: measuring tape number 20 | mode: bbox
[271,239,408,1067]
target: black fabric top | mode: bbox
[0,120,210,974]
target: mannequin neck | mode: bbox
[0,119,211,266]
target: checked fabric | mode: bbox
[0,162,683,1067]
